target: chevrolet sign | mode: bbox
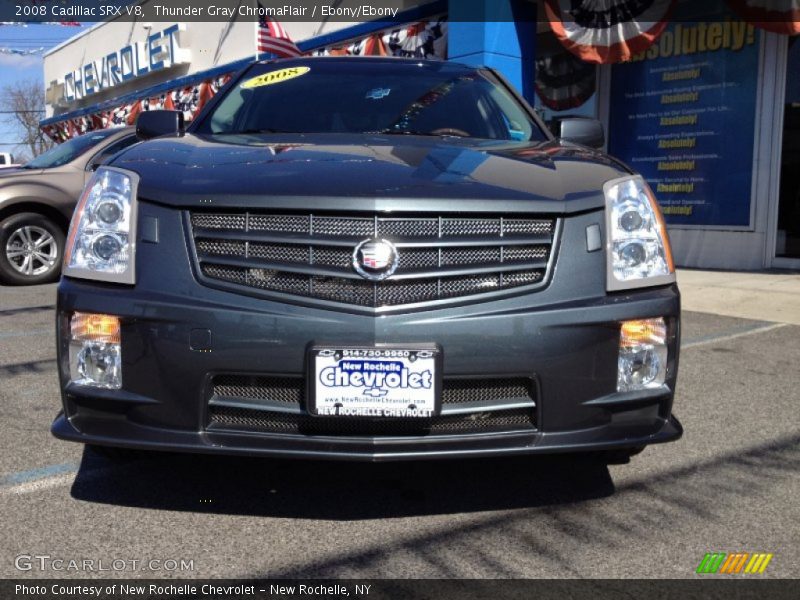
[61,24,190,103]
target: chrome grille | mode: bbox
[190,212,557,310]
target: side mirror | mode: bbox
[555,118,605,149]
[136,110,185,140]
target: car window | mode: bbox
[197,62,547,142]
[23,129,120,169]
[86,135,139,170]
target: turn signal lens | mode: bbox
[620,318,667,349]
[618,317,668,392]
[71,312,120,343]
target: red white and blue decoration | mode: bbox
[41,75,231,142]
[545,0,677,63]
[256,6,302,57]
[42,17,447,142]
[535,40,597,110]
[311,18,447,60]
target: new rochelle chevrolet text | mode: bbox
[52,58,681,462]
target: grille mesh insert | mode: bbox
[212,375,535,406]
[191,211,556,309]
[208,406,535,436]
[214,375,303,404]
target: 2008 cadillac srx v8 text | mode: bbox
[52,58,681,462]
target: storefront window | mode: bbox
[606,0,759,228]
[776,38,800,259]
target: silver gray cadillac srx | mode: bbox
[52,57,681,462]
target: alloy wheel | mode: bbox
[5,225,59,277]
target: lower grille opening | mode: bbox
[206,375,538,437]
[208,406,536,437]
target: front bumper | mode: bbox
[53,203,682,461]
[52,410,682,461]
[53,282,682,461]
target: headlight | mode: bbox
[604,175,675,291]
[63,167,138,284]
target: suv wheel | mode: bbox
[0,213,65,285]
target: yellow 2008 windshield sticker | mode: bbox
[241,66,310,89]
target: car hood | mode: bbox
[111,133,630,213]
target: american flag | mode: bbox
[257,4,302,58]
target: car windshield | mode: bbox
[196,60,547,142]
[23,129,118,169]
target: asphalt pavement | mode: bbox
[0,281,798,579]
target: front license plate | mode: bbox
[309,346,441,418]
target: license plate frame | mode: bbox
[307,344,442,418]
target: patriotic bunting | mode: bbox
[545,0,677,63]
[535,42,596,111]
[42,75,233,142]
[312,18,447,60]
[360,34,389,57]
[42,17,446,142]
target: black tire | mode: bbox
[0,212,65,285]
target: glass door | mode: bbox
[776,37,800,262]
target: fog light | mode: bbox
[618,317,667,392]
[69,312,122,389]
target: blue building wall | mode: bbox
[447,0,537,102]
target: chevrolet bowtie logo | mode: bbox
[362,387,388,398]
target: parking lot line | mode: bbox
[682,322,789,349]
[0,473,76,495]
[0,463,78,496]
